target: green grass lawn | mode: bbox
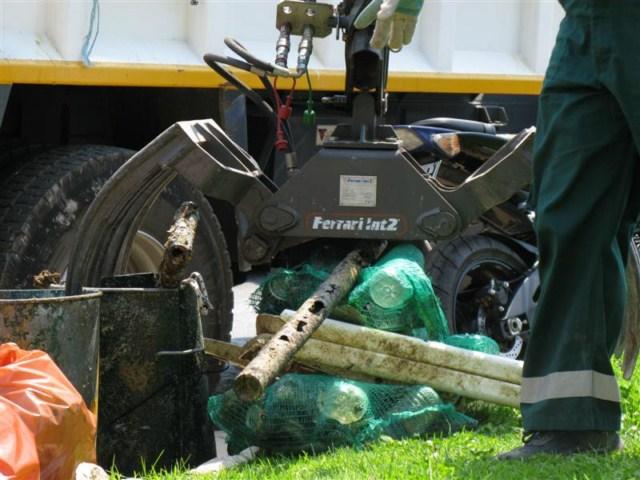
[112,361,640,480]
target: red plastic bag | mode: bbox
[0,343,97,480]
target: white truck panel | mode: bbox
[0,0,565,92]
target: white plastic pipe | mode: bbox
[259,314,520,407]
[275,311,523,385]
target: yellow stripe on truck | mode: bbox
[0,60,543,95]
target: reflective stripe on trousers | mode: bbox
[521,371,620,404]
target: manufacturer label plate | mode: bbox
[339,175,377,208]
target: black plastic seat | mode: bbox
[412,117,497,135]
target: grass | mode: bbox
[110,360,640,480]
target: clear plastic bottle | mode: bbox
[368,269,414,309]
[384,385,442,438]
[317,382,369,425]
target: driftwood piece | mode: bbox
[33,270,62,288]
[262,312,523,385]
[257,319,520,407]
[157,201,199,288]
[204,338,247,366]
[233,241,387,401]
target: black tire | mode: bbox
[0,144,50,180]
[0,145,233,340]
[426,235,528,356]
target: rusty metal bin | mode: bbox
[0,277,215,475]
[92,275,215,474]
[0,289,101,411]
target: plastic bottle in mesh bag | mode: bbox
[208,374,477,454]
[367,268,414,309]
[249,245,350,316]
[348,244,449,340]
[317,381,370,425]
[366,244,423,308]
[250,265,330,315]
[383,385,442,438]
[383,385,478,438]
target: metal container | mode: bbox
[94,275,215,474]
[0,276,215,474]
[0,289,102,411]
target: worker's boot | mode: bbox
[497,431,623,460]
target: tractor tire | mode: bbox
[425,235,528,358]
[0,145,233,340]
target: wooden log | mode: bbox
[33,269,62,288]
[248,328,520,407]
[157,201,199,288]
[262,311,522,385]
[234,241,387,401]
[204,338,247,366]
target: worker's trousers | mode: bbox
[521,0,640,431]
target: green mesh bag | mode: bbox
[249,245,349,315]
[444,334,501,355]
[347,244,449,340]
[250,264,330,315]
[208,374,477,455]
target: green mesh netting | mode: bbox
[249,264,330,315]
[208,374,477,454]
[249,245,347,315]
[444,334,501,355]
[347,244,449,340]
[250,243,449,341]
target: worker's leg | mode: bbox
[520,13,638,433]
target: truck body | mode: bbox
[0,0,564,148]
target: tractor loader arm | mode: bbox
[65,119,275,295]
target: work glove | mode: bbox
[354,0,424,51]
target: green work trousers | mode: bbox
[521,0,640,432]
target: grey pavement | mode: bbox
[230,272,264,344]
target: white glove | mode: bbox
[354,0,423,51]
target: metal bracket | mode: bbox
[183,271,214,315]
[276,0,335,38]
[156,272,209,357]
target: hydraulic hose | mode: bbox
[203,54,282,170]
[225,37,288,76]
[296,25,314,74]
[203,53,275,120]
[225,37,301,78]
[275,24,292,68]
[201,51,256,73]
